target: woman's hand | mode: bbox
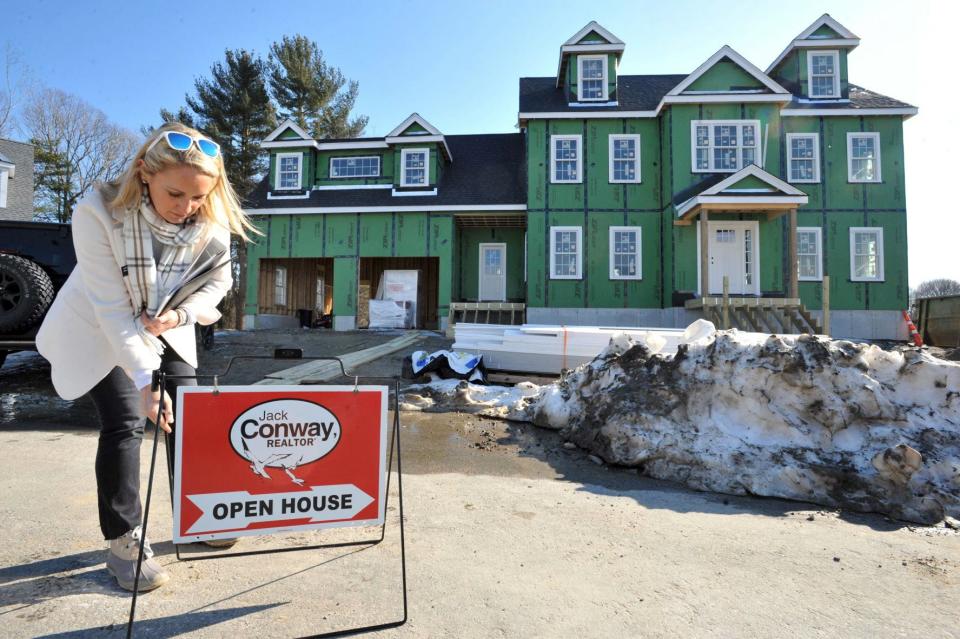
[139,385,174,433]
[141,310,180,337]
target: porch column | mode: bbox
[700,209,709,298]
[787,208,799,299]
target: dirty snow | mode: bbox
[401,326,960,524]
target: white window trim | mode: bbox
[400,148,429,187]
[330,155,380,179]
[550,135,583,184]
[275,152,303,190]
[549,226,583,280]
[797,226,823,281]
[849,227,884,282]
[786,133,821,183]
[608,134,641,184]
[0,168,8,208]
[807,50,841,99]
[609,226,642,280]
[690,120,762,173]
[274,265,288,306]
[847,132,882,183]
[577,54,608,102]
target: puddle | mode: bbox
[0,351,98,431]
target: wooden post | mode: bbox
[722,276,730,329]
[788,208,799,300]
[822,275,831,336]
[700,209,710,299]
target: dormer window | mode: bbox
[275,153,303,190]
[578,55,607,101]
[808,50,839,98]
[400,148,429,186]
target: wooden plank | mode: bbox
[788,208,799,299]
[255,333,425,385]
[700,210,709,299]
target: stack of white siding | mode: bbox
[453,323,690,374]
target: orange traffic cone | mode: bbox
[902,310,923,347]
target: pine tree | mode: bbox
[268,35,368,139]
[186,49,276,196]
[183,49,277,328]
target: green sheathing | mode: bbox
[245,211,455,321]
[277,128,306,140]
[399,122,429,134]
[810,24,842,38]
[724,174,779,191]
[771,48,849,99]
[686,60,765,92]
[525,117,662,310]
[566,53,618,101]
[268,147,315,190]
[577,30,610,44]
[665,101,785,297]
[392,143,440,187]
[783,115,908,310]
[458,227,526,301]
[316,148,394,186]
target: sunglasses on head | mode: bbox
[145,130,220,158]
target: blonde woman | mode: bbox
[37,123,256,591]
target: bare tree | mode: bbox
[22,88,140,222]
[0,44,32,138]
[913,278,960,300]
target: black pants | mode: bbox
[87,344,196,540]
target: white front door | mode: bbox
[701,221,759,295]
[478,243,506,301]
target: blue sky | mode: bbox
[4,0,956,286]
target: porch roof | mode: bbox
[674,164,808,224]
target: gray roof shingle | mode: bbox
[519,75,686,113]
[247,133,526,210]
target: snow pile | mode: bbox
[403,327,960,524]
[401,378,539,420]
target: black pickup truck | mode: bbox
[0,220,76,367]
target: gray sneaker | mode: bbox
[106,526,170,592]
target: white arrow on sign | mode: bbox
[185,484,374,534]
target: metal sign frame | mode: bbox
[126,354,408,639]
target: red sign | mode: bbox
[172,385,388,543]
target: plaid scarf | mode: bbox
[123,191,206,353]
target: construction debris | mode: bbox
[403,325,960,524]
[453,320,715,374]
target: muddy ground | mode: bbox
[0,329,958,638]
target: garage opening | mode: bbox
[258,258,333,326]
[359,257,440,330]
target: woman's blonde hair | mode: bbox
[109,122,259,240]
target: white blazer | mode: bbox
[37,188,232,400]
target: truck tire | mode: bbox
[0,254,55,333]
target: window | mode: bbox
[691,120,760,173]
[274,265,287,306]
[609,135,641,183]
[744,229,753,287]
[577,55,607,101]
[797,227,823,281]
[276,153,302,190]
[550,135,582,183]
[849,227,884,282]
[609,226,641,280]
[808,50,840,98]
[0,169,7,208]
[400,148,428,186]
[847,133,881,183]
[786,133,820,183]
[331,156,380,178]
[550,226,582,279]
